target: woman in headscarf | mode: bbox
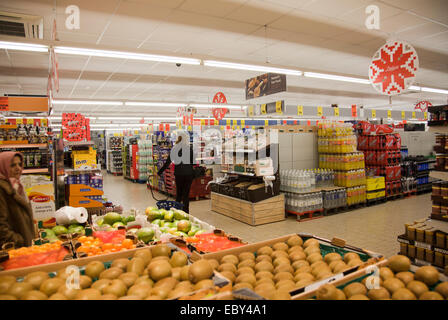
[0,152,35,248]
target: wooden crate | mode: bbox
[211,192,285,226]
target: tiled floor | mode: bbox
[103,172,432,258]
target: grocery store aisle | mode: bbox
[103,172,431,258]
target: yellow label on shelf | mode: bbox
[241,120,245,126]
[276,101,282,114]
[402,111,406,119]
[248,105,254,117]
[265,120,269,126]
[297,105,303,116]
[252,126,255,130]
[188,126,192,131]
[261,104,267,114]
[412,111,416,119]
[371,109,376,118]
[334,107,339,117]
[424,112,427,120]
[226,119,230,126]
[387,110,392,118]
[317,106,323,117]
[16,118,23,124]
[114,133,119,136]
[134,130,139,134]
[42,119,48,126]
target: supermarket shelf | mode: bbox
[22,168,49,174]
[428,125,448,134]
[0,124,17,129]
[221,170,255,177]
[0,143,47,149]
[430,170,448,181]
[428,105,448,113]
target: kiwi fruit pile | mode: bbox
[316,254,448,300]
[0,244,217,300]
[205,235,358,300]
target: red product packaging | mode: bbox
[365,151,375,165]
[394,181,401,194]
[369,135,379,150]
[385,166,395,181]
[386,182,391,196]
[358,122,374,135]
[385,134,395,150]
[375,124,394,135]
[358,135,368,150]
[377,151,386,166]
[396,151,401,163]
[394,165,401,181]
[394,133,401,149]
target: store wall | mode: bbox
[399,131,436,156]
[278,133,318,170]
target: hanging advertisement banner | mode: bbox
[414,100,432,112]
[351,105,357,118]
[0,97,9,111]
[212,92,228,121]
[369,40,419,95]
[245,73,286,100]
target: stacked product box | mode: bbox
[65,173,104,208]
[398,218,448,270]
[366,176,386,201]
[318,122,366,205]
[402,156,435,194]
[71,147,98,170]
[357,123,402,198]
[431,181,448,222]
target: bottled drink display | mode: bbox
[334,169,366,187]
[285,191,323,214]
[319,152,365,171]
[346,186,367,205]
[318,122,357,154]
[323,189,347,209]
[280,168,334,192]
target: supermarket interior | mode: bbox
[0,0,448,302]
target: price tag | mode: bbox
[424,112,427,120]
[226,119,230,126]
[114,133,119,137]
[297,105,303,116]
[334,107,339,117]
[387,110,392,118]
[402,111,406,120]
[265,120,269,127]
[276,101,283,114]
[241,120,245,126]
[188,125,192,131]
[371,109,376,118]
[252,126,255,130]
[134,130,139,134]
[42,119,48,126]
[16,118,23,125]
[248,105,254,117]
[412,111,416,119]
[261,104,267,114]
[317,106,323,117]
[200,119,205,126]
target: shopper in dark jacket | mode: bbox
[0,152,35,248]
[158,135,195,213]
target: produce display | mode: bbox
[314,255,448,300]
[0,245,226,300]
[95,212,136,230]
[1,241,70,271]
[146,206,210,238]
[41,223,87,241]
[200,235,377,300]
[76,236,136,257]
[185,233,246,253]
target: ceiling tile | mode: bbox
[122,0,185,9]
[178,0,246,18]
[380,12,428,34]
[225,0,291,25]
[301,0,370,18]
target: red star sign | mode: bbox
[369,41,419,96]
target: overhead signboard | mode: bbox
[245,73,286,100]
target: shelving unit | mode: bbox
[23,168,49,174]
[106,135,123,176]
[0,143,47,149]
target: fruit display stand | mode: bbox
[190,233,384,300]
[303,257,448,300]
[211,192,285,226]
[0,244,231,300]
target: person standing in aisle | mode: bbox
[158,134,196,213]
[0,152,35,248]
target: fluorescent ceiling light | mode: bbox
[304,72,370,84]
[125,102,187,107]
[420,87,448,95]
[54,46,201,65]
[409,85,421,91]
[190,104,245,110]
[0,41,48,53]
[203,60,302,76]
[52,100,123,105]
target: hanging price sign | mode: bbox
[297,105,303,116]
[317,106,323,117]
[334,107,339,117]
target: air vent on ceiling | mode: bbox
[0,11,43,39]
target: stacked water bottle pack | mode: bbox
[279,168,334,192]
[284,191,323,214]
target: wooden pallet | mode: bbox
[346,202,367,210]
[287,208,324,222]
[402,190,417,197]
[323,206,348,216]
[366,197,387,206]
[386,193,403,201]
